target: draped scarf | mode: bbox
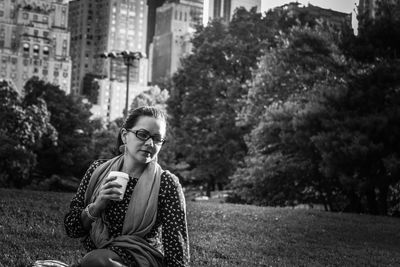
[84,155,164,267]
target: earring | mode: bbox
[119,144,125,153]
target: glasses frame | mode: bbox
[125,129,166,145]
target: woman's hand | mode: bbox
[91,176,123,216]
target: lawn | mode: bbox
[0,188,400,267]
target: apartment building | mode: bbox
[69,0,149,120]
[0,0,71,94]
[205,0,261,23]
[151,0,203,84]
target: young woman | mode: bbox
[64,106,189,267]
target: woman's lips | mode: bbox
[140,150,152,156]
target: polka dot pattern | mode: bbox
[64,160,190,267]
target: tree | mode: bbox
[0,80,56,187]
[167,8,272,194]
[92,120,120,160]
[167,6,342,194]
[130,85,169,112]
[23,77,95,179]
[343,0,400,61]
[230,18,400,215]
[229,24,351,210]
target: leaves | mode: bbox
[0,80,56,188]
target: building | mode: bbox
[0,0,71,94]
[146,0,166,56]
[277,2,352,30]
[205,0,261,23]
[68,0,149,120]
[151,0,203,84]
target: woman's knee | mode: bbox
[80,249,124,267]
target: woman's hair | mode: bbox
[116,106,167,154]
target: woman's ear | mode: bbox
[120,128,127,144]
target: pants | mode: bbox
[80,249,128,267]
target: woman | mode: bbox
[64,106,189,267]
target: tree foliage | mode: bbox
[130,85,169,112]
[229,2,400,215]
[167,8,273,193]
[23,77,95,179]
[167,6,350,194]
[0,80,56,187]
[343,0,400,61]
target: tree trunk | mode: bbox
[345,189,363,213]
[378,183,389,215]
[206,177,215,197]
[366,187,379,215]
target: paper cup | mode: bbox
[108,171,129,201]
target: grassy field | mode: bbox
[0,188,400,267]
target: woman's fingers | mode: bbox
[104,176,117,183]
[102,181,122,190]
[98,188,122,201]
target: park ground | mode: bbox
[0,188,400,267]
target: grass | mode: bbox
[1,188,400,266]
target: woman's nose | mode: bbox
[145,137,155,146]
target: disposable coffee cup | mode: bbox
[108,171,129,201]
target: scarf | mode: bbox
[84,155,164,267]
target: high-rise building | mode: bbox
[69,0,149,120]
[205,0,261,23]
[275,2,352,30]
[0,0,71,94]
[146,0,166,56]
[151,0,203,84]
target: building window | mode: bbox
[23,12,28,19]
[9,8,15,19]
[23,43,30,53]
[0,11,4,17]
[1,56,7,64]
[33,14,38,21]
[43,46,49,56]
[33,44,40,55]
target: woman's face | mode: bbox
[122,116,166,165]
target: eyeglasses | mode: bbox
[126,129,166,145]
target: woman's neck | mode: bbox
[122,154,146,178]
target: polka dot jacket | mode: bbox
[64,160,190,267]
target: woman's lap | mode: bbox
[80,249,127,267]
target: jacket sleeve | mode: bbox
[159,171,190,267]
[64,160,104,238]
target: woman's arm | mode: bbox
[159,172,190,267]
[64,160,104,238]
